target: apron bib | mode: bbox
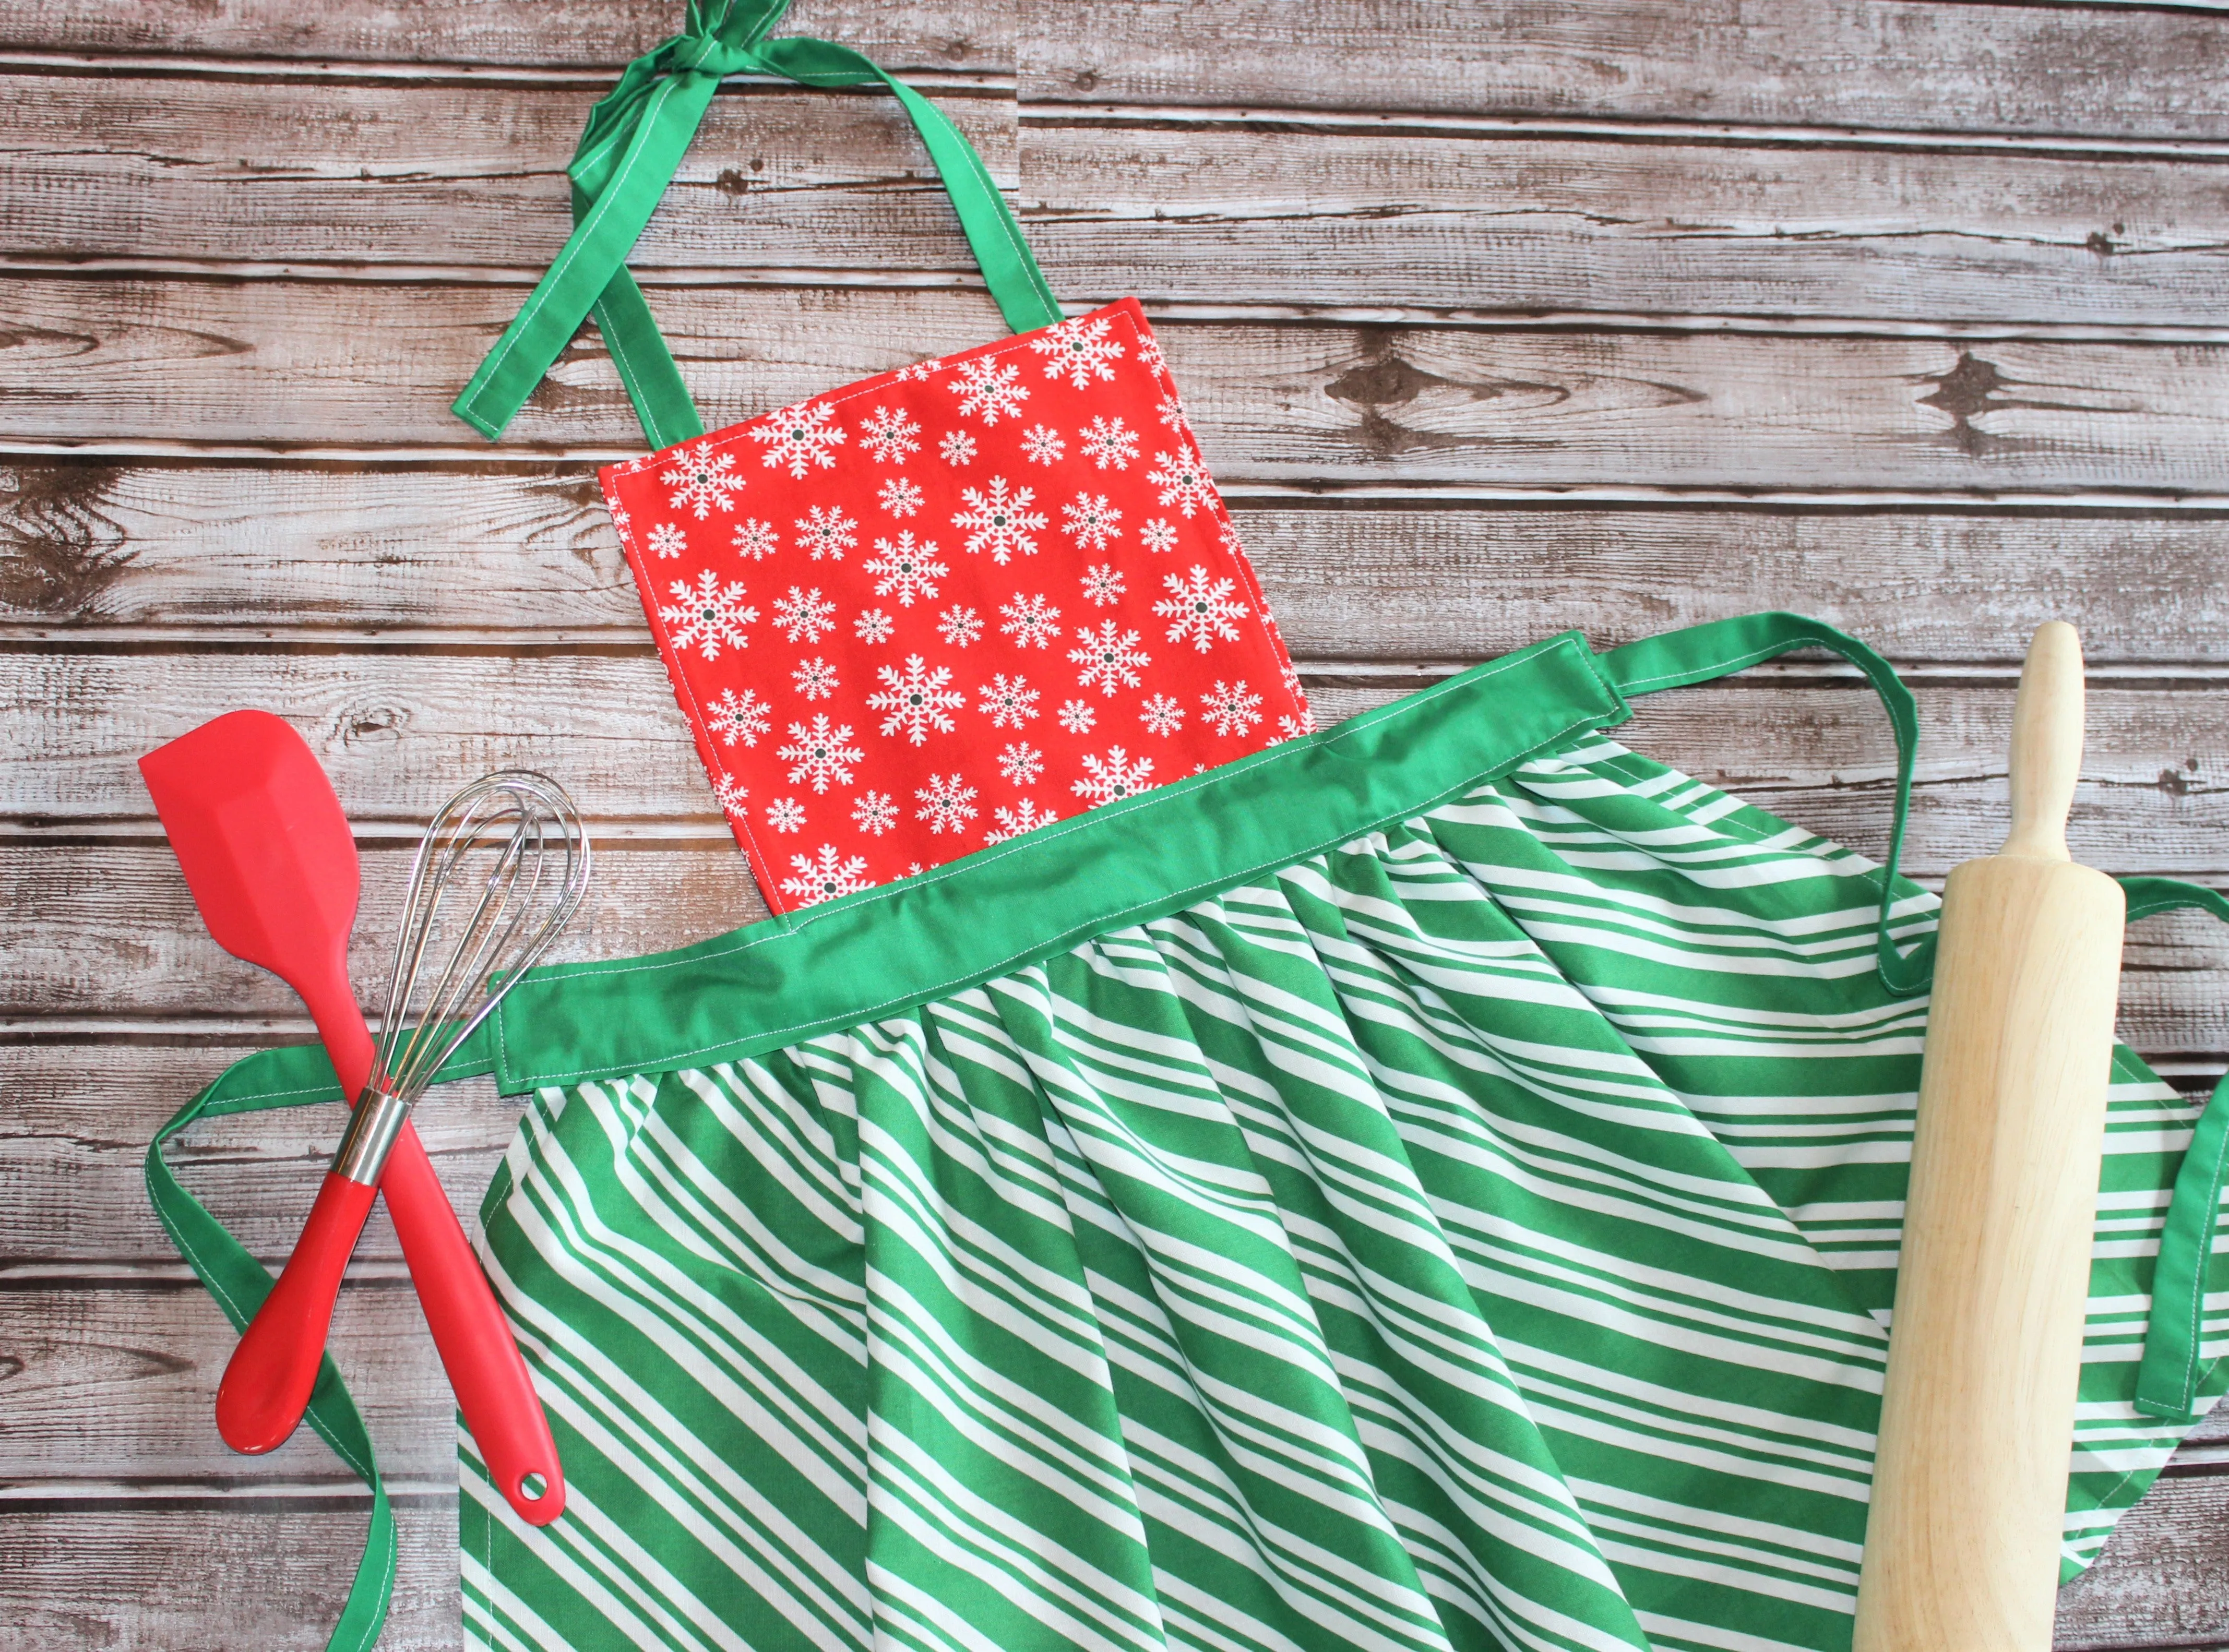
[452,0,1308,914]
[152,614,2229,1652]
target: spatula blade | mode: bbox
[137,709,361,985]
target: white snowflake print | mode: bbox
[939,429,978,465]
[1136,334,1167,376]
[1079,415,1139,471]
[1062,492,1123,552]
[772,585,837,644]
[795,505,857,561]
[1277,713,1311,740]
[752,400,847,479]
[948,357,1030,424]
[1219,520,1247,559]
[1201,679,1264,737]
[952,477,1047,564]
[878,476,923,519]
[986,798,1058,843]
[1056,699,1097,733]
[792,656,839,700]
[709,686,771,747]
[979,673,1040,729]
[608,500,630,535]
[859,405,921,464]
[937,605,983,648]
[1073,746,1156,807]
[1140,693,1185,737]
[1021,424,1066,466]
[711,772,748,818]
[868,655,963,744]
[898,356,941,383]
[914,773,979,836]
[1155,565,1249,652]
[1069,620,1150,697]
[733,518,778,560]
[1080,564,1125,607]
[662,441,744,519]
[1157,393,1190,434]
[659,569,757,660]
[781,843,868,906]
[864,532,948,606]
[852,790,898,835]
[1149,448,1218,517]
[854,608,895,644]
[766,797,807,834]
[999,592,1062,650]
[1139,518,1178,554]
[998,741,1044,785]
[1030,314,1126,390]
[647,521,687,560]
[778,714,864,794]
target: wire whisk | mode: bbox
[365,770,592,1115]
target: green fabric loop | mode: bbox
[144,1031,499,1650]
[451,0,1062,446]
[2124,877,2229,1422]
[1601,610,1933,998]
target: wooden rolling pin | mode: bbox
[1852,622,2126,1651]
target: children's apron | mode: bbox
[451,0,1309,916]
[152,613,2229,1651]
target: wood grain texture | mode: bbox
[0,0,1010,76]
[1023,0,2229,138]
[0,1503,466,1651]
[10,279,2229,496]
[12,76,2229,332]
[0,1044,521,1266]
[1018,123,2229,326]
[6,0,2228,145]
[1,76,1016,279]
[7,466,2228,665]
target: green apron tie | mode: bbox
[145,1032,498,1652]
[451,0,1063,447]
[1605,612,2229,1427]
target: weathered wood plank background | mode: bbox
[3,0,2226,1643]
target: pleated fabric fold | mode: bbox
[466,733,2219,1652]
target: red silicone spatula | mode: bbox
[140,710,565,1524]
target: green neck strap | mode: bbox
[451,0,1063,448]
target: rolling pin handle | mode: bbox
[2001,620,2085,864]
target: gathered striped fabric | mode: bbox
[461,727,2217,1652]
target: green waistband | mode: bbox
[490,629,1629,1089]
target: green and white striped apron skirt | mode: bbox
[148,613,2229,1652]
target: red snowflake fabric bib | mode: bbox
[601,298,1312,913]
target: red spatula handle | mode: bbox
[382,1125,567,1523]
[216,1168,378,1454]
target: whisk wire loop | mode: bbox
[365,770,590,1108]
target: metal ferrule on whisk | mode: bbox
[331,1083,414,1186]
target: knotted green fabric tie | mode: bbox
[452,0,1063,447]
